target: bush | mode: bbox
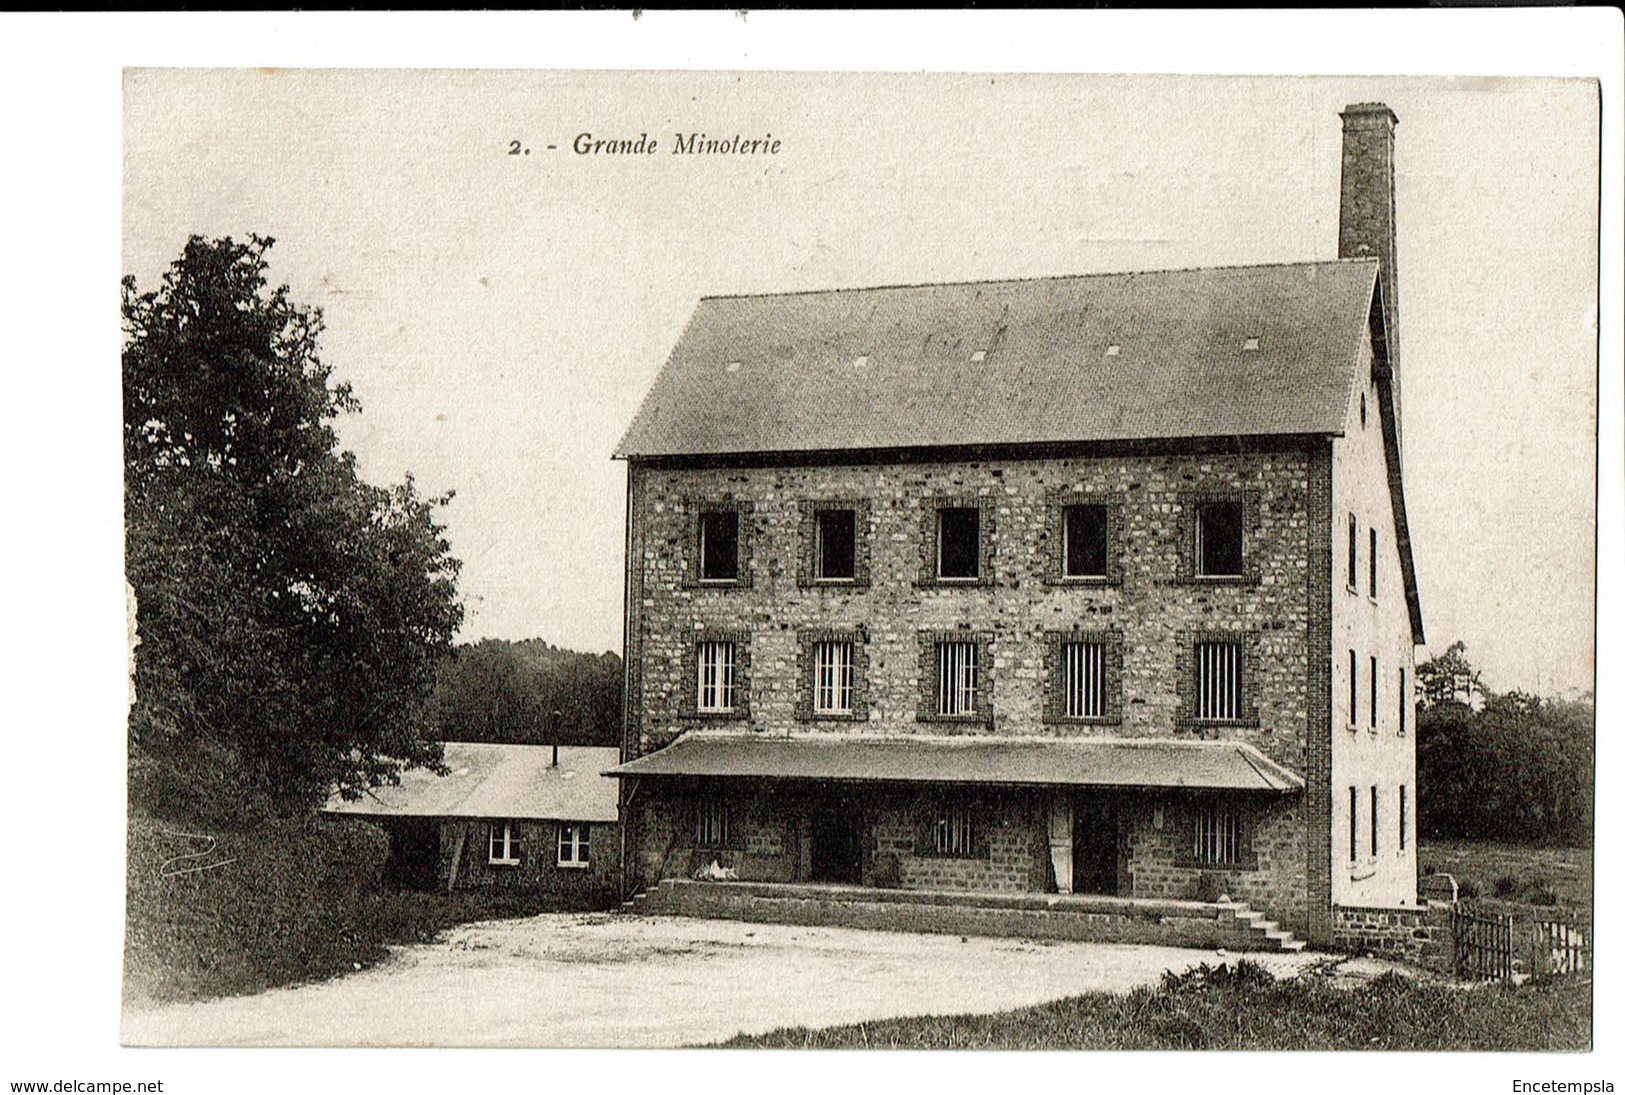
[1161,960,1277,993]
[1494,875,1519,898]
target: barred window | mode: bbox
[696,641,737,714]
[936,641,979,716]
[699,509,739,582]
[1063,504,1108,578]
[488,821,518,865]
[1062,641,1108,719]
[1194,804,1240,867]
[813,640,855,716]
[1194,641,1241,721]
[932,807,974,857]
[815,509,857,581]
[695,800,729,848]
[1195,500,1243,577]
[557,823,590,868]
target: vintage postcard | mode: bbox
[112,68,1601,1062]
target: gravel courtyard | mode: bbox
[122,912,1329,1048]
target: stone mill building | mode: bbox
[607,102,1423,951]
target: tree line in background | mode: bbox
[1416,642,1594,847]
[432,638,622,746]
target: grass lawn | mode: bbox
[1419,839,1592,908]
[721,961,1592,1051]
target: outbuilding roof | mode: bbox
[326,743,620,823]
[606,733,1303,794]
[616,259,1379,459]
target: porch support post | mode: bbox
[1048,793,1073,894]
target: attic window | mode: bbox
[1242,337,1260,352]
[970,350,987,363]
[725,361,741,373]
[1360,394,1368,427]
[1104,344,1121,357]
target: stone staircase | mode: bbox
[623,879,1306,953]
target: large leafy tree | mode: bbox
[124,235,463,823]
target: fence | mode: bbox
[1452,903,1591,982]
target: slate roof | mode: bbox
[616,259,1379,459]
[606,733,1303,794]
[325,743,620,822]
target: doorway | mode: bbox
[1072,796,1119,895]
[809,809,863,884]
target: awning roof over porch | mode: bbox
[607,733,1303,793]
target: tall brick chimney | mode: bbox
[1338,102,1402,447]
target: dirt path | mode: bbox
[122,912,1331,1047]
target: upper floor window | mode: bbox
[557,823,590,868]
[699,509,740,583]
[815,508,857,581]
[1369,528,1378,598]
[1370,655,1379,730]
[1349,786,1359,862]
[1195,500,1243,577]
[697,640,737,714]
[1062,640,1107,719]
[1398,668,1408,735]
[935,640,979,717]
[813,640,855,716]
[936,507,981,580]
[1194,803,1241,867]
[1347,514,1359,589]
[1349,649,1359,726]
[1063,504,1109,579]
[1194,640,1242,722]
[488,820,519,866]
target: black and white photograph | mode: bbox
[5,9,1620,1093]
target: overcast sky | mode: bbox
[123,71,1599,695]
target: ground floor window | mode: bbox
[1193,802,1241,866]
[1399,785,1408,850]
[488,820,519,865]
[931,805,975,857]
[695,799,730,848]
[557,823,591,868]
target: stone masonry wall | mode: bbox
[625,445,1320,926]
[630,447,1315,772]
[440,818,619,904]
[1332,903,1451,970]
[1122,793,1308,934]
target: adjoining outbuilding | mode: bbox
[326,742,620,904]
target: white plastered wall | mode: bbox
[1329,320,1419,908]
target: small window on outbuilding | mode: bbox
[936,507,981,580]
[488,820,520,866]
[1195,501,1243,577]
[557,823,591,868]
